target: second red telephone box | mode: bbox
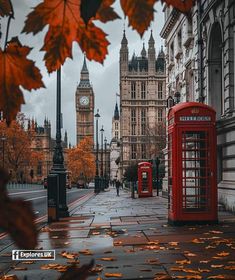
[138,162,153,198]
[168,102,217,225]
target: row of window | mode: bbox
[131,144,147,159]
[130,109,163,123]
[130,82,163,99]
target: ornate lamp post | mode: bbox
[50,68,69,217]
[104,137,107,188]
[94,109,100,193]
[155,157,160,196]
[100,126,104,191]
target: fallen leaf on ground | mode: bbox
[79,249,93,255]
[99,257,117,261]
[90,264,103,273]
[211,265,224,268]
[114,241,122,246]
[104,273,122,278]
[12,267,28,271]
[217,252,230,257]
[60,251,79,259]
[0,275,19,280]
[224,266,235,270]
[192,238,204,244]
[199,260,210,264]
[169,241,179,246]
[185,252,197,257]
[21,261,34,264]
[67,260,80,264]
[176,260,191,265]
[41,264,68,271]
[174,276,202,280]
[207,276,225,279]
[210,231,223,234]
[198,268,210,273]
[146,258,160,265]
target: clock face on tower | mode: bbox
[79,96,89,106]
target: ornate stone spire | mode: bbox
[121,29,128,46]
[141,43,147,58]
[114,102,119,120]
[78,55,91,88]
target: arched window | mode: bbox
[208,22,223,118]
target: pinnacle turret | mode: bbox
[141,43,147,58]
[78,55,91,88]
[114,102,119,120]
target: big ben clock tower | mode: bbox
[76,57,94,145]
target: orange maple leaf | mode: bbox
[0,0,13,17]
[23,0,110,73]
[120,0,156,36]
[95,0,121,23]
[0,38,44,125]
[163,0,195,13]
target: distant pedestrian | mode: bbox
[115,180,121,196]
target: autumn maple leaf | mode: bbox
[121,0,194,36]
[163,0,195,13]
[120,0,156,36]
[22,0,111,73]
[0,37,44,125]
[95,0,120,23]
[0,0,13,17]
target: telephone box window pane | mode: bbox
[182,131,210,212]
[142,172,148,191]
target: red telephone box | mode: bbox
[138,162,153,198]
[168,102,217,224]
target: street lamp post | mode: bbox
[50,68,69,218]
[155,157,160,196]
[104,137,107,188]
[100,126,104,191]
[94,109,100,193]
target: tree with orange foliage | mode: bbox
[67,137,95,185]
[0,115,43,182]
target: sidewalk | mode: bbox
[2,187,235,279]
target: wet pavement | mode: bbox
[1,187,235,279]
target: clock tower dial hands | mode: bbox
[79,96,89,106]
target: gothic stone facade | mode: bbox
[161,0,235,212]
[119,31,166,175]
[76,57,94,145]
[110,102,121,181]
[30,119,68,183]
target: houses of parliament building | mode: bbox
[119,31,166,175]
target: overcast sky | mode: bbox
[1,1,165,145]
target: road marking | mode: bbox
[9,190,46,196]
[25,196,47,202]
[9,188,83,197]
[0,191,94,240]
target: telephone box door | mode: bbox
[178,128,217,221]
[138,162,153,198]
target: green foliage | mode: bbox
[124,164,138,182]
